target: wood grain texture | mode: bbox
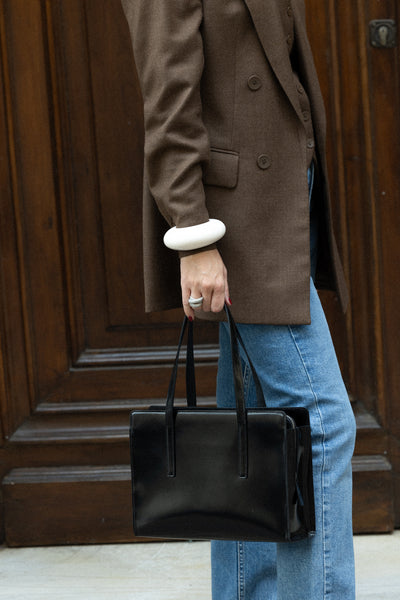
[352,456,395,533]
[2,456,394,546]
[307,0,400,526]
[0,1,33,438]
[3,466,136,546]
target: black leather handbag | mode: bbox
[129,307,315,542]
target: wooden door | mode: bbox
[0,0,218,545]
[307,0,399,532]
[0,0,398,545]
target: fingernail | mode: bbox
[229,297,233,306]
[189,316,193,322]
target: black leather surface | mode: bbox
[129,306,315,542]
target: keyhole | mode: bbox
[370,19,397,48]
[378,25,390,46]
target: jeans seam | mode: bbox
[287,324,329,599]
[238,541,245,599]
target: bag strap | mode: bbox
[165,305,266,478]
[225,305,248,478]
[224,305,265,409]
[185,318,196,407]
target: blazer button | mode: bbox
[247,75,262,91]
[257,154,271,170]
[287,5,293,17]
[286,34,293,46]
[302,110,310,122]
[307,139,315,149]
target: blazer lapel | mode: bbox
[243,0,303,122]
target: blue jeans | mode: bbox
[211,168,356,599]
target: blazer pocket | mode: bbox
[203,148,239,189]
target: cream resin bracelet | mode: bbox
[163,218,226,251]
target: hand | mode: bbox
[180,249,231,319]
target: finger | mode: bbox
[225,276,232,307]
[192,302,204,312]
[181,287,195,320]
[199,285,211,313]
[210,277,226,313]
[183,302,195,320]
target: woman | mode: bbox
[121,1,356,598]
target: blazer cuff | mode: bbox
[163,219,226,251]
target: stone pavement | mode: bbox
[0,532,399,599]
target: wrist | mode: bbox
[179,243,218,259]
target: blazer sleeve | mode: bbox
[120,0,211,229]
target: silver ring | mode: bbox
[188,295,204,309]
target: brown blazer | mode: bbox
[121,0,348,324]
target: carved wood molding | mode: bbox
[2,458,394,545]
[73,345,219,368]
[9,396,216,444]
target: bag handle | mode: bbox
[224,306,265,409]
[165,305,266,478]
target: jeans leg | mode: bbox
[211,340,277,600]
[211,280,356,600]
[274,282,356,599]
[211,541,277,600]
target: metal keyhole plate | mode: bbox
[370,19,397,48]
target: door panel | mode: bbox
[307,0,399,529]
[0,0,218,545]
